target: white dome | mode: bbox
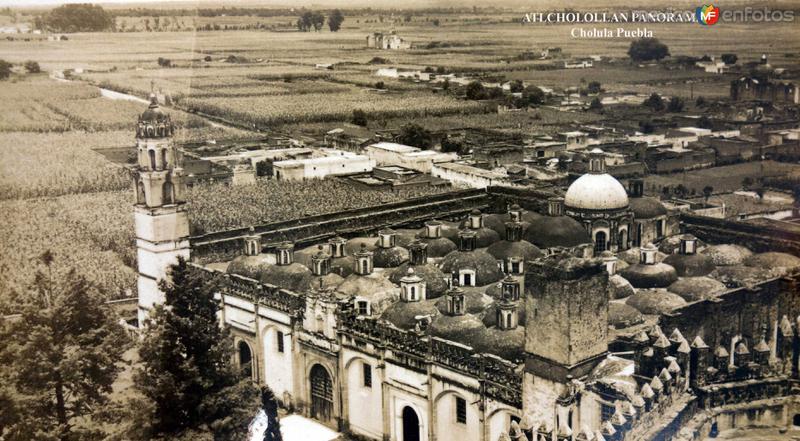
[565,173,629,211]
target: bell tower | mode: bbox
[134,95,190,325]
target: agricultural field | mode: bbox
[180,89,491,127]
[644,161,800,195]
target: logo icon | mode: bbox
[696,4,720,25]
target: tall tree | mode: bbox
[311,11,325,31]
[134,258,259,440]
[328,9,344,32]
[0,260,129,441]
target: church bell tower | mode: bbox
[133,95,190,325]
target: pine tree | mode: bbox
[0,261,129,441]
[261,386,283,441]
[134,258,259,440]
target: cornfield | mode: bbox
[181,90,490,127]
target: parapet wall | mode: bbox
[190,189,489,263]
[681,213,800,255]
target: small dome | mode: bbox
[523,216,592,249]
[609,302,645,329]
[668,277,726,302]
[139,95,171,123]
[258,263,313,292]
[565,173,629,211]
[226,254,272,279]
[710,264,776,288]
[609,274,636,299]
[701,244,753,266]
[464,227,501,248]
[629,196,667,219]
[461,213,513,238]
[393,229,421,248]
[662,253,716,277]
[389,262,449,298]
[435,287,493,315]
[472,326,524,362]
[308,273,345,290]
[420,237,457,258]
[486,239,543,261]
[417,221,461,243]
[619,262,678,288]
[381,299,439,329]
[337,272,399,315]
[430,313,486,343]
[626,289,687,315]
[344,237,378,255]
[373,246,409,268]
[439,250,505,286]
[744,252,800,270]
[331,256,355,277]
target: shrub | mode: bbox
[24,61,40,74]
[351,109,367,126]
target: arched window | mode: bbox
[137,181,146,205]
[594,231,607,253]
[618,229,627,250]
[148,150,156,170]
[161,149,168,169]
[238,341,253,379]
[163,181,174,205]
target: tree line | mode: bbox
[296,9,344,32]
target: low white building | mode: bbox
[273,153,374,181]
[365,142,457,173]
[431,162,507,189]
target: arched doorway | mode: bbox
[238,341,253,379]
[402,406,420,441]
[594,231,607,253]
[310,364,333,423]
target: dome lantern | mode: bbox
[311,245,332,276]
[353,243,374,275]
[408,240,428,265]
[509,204,523,222]
[505,221,523,242]
[501,275,521,301]
[679,234,698,255]
[468,209,483,230]
[444,286,466,316]
[400,268,426,302]
[588,148,606,174]
[243,227,261,257]
[378,229,396,249]
[275,241,295,266]
[327,235,347,258]
[458,229,477,252]
[640,243,658,265]
[424,221,442,239]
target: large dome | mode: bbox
[565,173,629,211]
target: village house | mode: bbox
[365,142,457,173]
